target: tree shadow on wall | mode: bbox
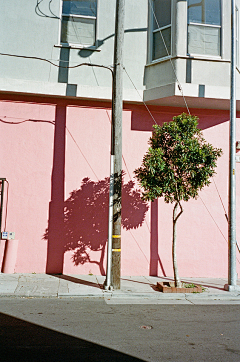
[44,176,148,275]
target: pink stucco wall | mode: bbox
[0,95,239,278]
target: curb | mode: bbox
[0,291,240,301]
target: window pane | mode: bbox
[63,0,97,17]
[188,0,221,25]
[153,0,171,30]
[188,24,220,56]
[236,8,239,67]
[61,16,95,45]
[152,27,171,60]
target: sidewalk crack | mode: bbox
[185,296,195,305]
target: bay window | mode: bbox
[187,0,221,56]
[152,0,172,61]
[236,7,239,68]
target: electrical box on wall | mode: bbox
[1,231,15,240]
[1,231,8,239]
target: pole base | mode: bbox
[103,284,113,291]
[103,279,114,291]
[224,284,240,292]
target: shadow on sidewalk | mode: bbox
[51,274,103,289]
[121,277,156,291]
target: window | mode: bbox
[236,7,239,68]
[61,0,97,46]
[151,0,172,61]
[187,0,221,56]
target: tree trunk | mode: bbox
[172,202,183,287]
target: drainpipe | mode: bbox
[0,178,6,233]
[225,0,240,292]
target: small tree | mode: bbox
[134,113,222,287]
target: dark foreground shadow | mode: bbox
[0,312,144,362]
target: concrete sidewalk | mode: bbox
[0,273,240,304]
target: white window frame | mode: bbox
[60,0,98,48]
[236,6,239,68]
[187,0,222,58]
[150,0,172,63]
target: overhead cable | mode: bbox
[0,52,113,73]
[123,66,158,125]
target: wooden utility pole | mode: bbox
[111,0,125,289]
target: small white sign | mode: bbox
[236,155,240,163]
[1,231,8,240]
[8,232,15,240]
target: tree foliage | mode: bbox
[134,113,222,203]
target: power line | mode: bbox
[199,195,240,264]
[0,52,113,72]
[123,66,158,125]
[66,126,100,180]
[35,0,60,19]
[212,177,228,220]
[104,108,132,179]
[211,177,240,255]
[0,118,54,125]
[0,116,100,180]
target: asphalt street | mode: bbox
[0,298,239,362]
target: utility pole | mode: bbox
[111,0,125,290]
[225,0,240,292]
